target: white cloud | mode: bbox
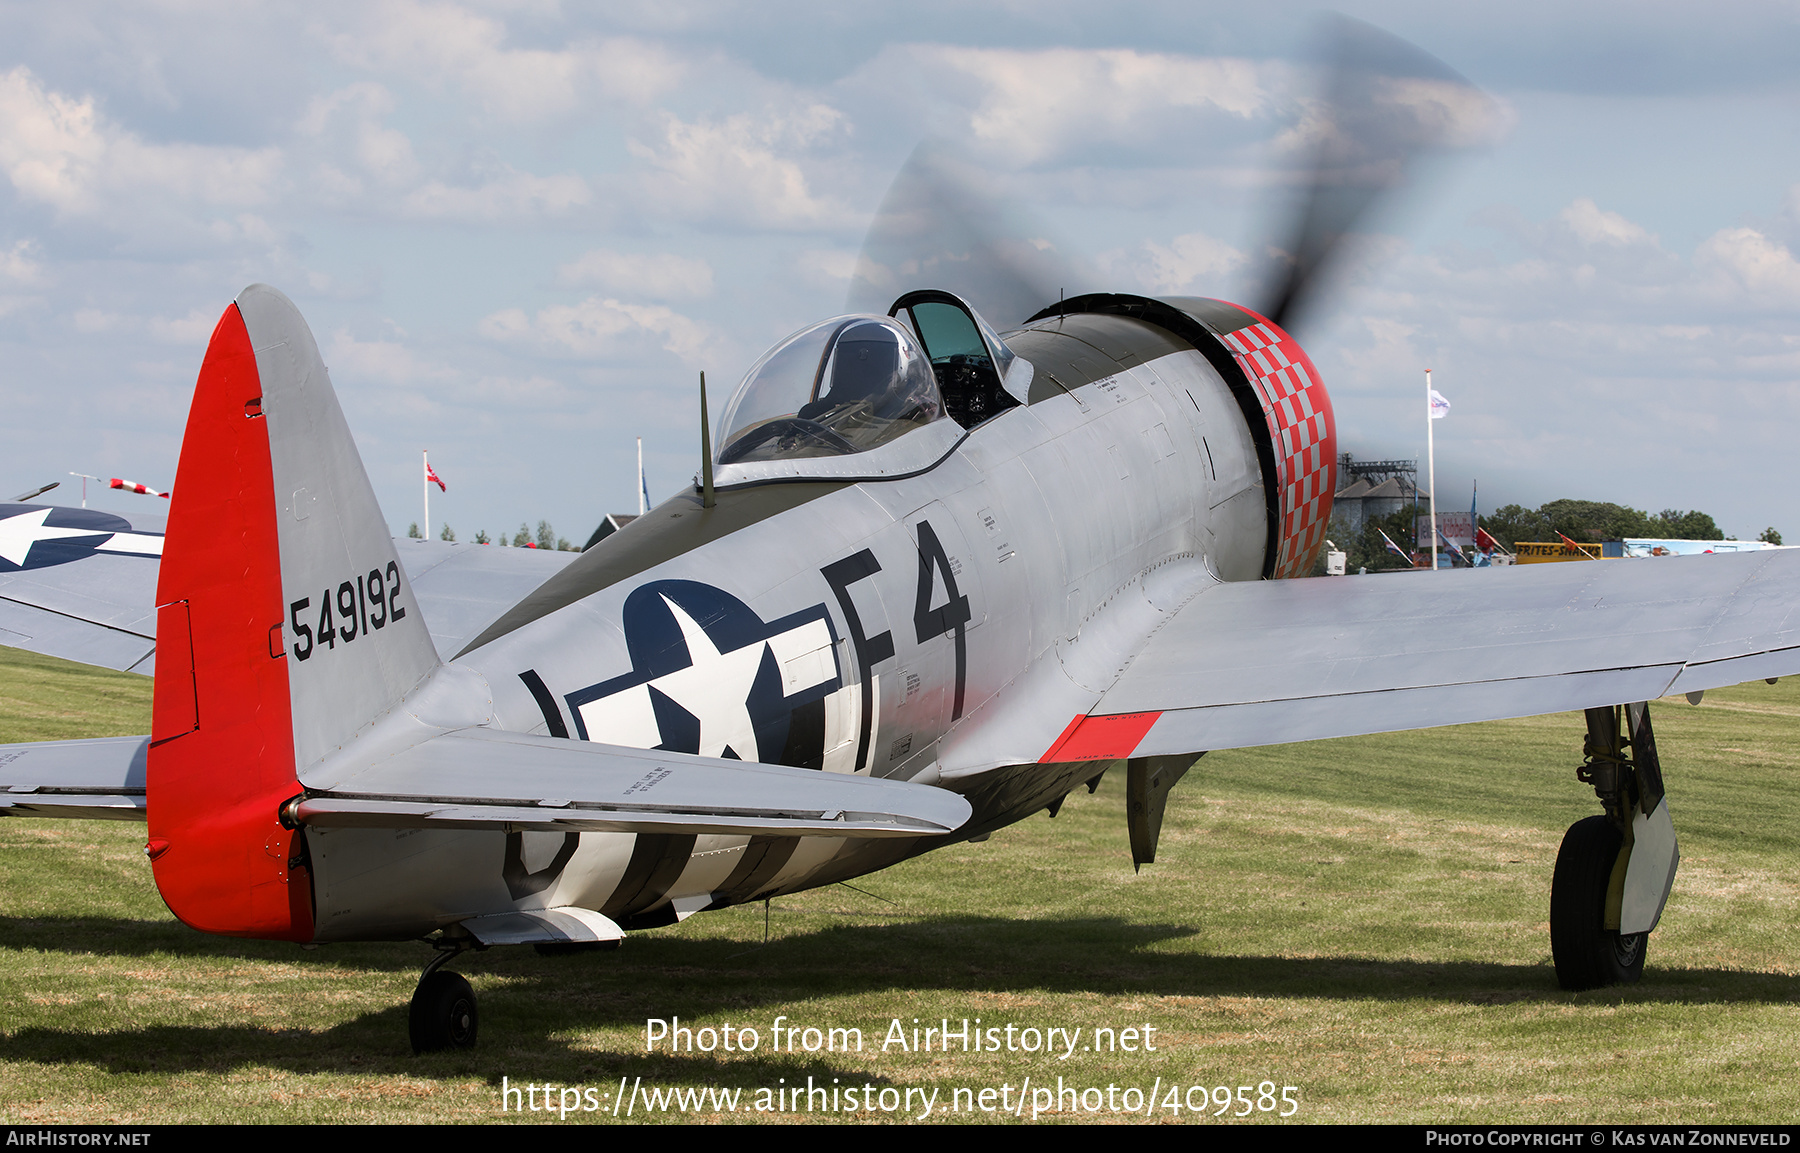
[72,308,118,333]
[1695,226,1800,301]
[327,330,460,388]
[1102,231,1249,294]
[1371,77,1515,150]
[65,304,230,345]
[866,46,1280,167]
[1560,198,1654,247]
[0,66,280,220]
[207,213,286,248]
[556,249,714,298]
[480,297,722,366]
[147,308,219,345]
[629,107,852,230]
[400,166,591,221]
[795,248,859,290]
[298,83,421,196]
[1337,316,1422,377]
[0,240,40,283]
[296,81,588,222]
[324,1,685,122]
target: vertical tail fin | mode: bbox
[148,284,439,939]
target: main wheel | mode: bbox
[1551,815,1647,990]
[409,970,478,1053]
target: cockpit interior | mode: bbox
[715,291,1025,470]
[887,289,1022,430]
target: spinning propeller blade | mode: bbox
[848,19,1497,334]
[846,142,1087,327]
[1257,16,1498,332]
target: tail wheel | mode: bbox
[1551,814,1647,990]
[409,970,479,1053]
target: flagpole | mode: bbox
[637,437,646,516]
[423,449,429,537]
[1426,369,1438,571]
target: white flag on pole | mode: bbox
[1428,389,1451,419]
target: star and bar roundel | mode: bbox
[0,503,165,573]
[563,580,845,769]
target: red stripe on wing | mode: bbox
[1039,711,1163,762]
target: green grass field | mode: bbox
[1,643,1796,1124]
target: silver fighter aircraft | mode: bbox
[2,25,1793,1052]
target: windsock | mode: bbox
[110,477,170,499]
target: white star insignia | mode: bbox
[647,596,771,760]
[0,508,110,567]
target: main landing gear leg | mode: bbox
[1126,753,1203,871]
[1551,703,1681,991]
[410,933,480,1054]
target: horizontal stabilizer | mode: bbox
[0,735,148,819]
[459,908,624,947]
[297,726,970,839]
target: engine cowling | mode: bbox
[1024,293,1336,580]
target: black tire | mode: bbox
[1551,815,1647,990]
[409,970,478,1053]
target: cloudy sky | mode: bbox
[4,1,1800,544]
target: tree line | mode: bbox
[1331,499,1779,575]
[406,520,579,551]
[1482,500,1728,548]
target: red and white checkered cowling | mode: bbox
[1211,305,1336,580]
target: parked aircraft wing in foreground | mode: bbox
[0,504,165,673]
[942,548,1800,774]
[0,511,579,676]
[392,540,580,659]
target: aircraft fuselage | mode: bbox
[301,314,1287,942]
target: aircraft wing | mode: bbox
[946,549,1800,772]
[0,504,580,675]
[393,539,580,659]
[295,727,971,838]
[0,503,166,673]
[0,735,148,819]
[0,725,971,837]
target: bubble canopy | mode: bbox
[716,316,946,468]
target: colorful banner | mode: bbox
[1515,541,1601,563]
[1416,511,1474,548]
